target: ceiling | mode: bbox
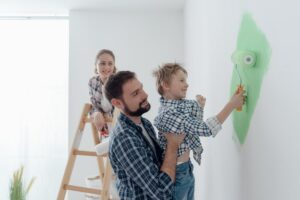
[0,0,185,16]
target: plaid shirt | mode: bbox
[154,97,222,165]
[109,112,174,200]
[88,76,113,115]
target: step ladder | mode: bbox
[57,103,115,200]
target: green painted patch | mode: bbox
[230,13,272,144]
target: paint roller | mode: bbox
[231,50,256,111]
[231,50,256,68]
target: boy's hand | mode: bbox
[230,88,245,109]
[196,95,206,108]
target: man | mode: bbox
[105,71,185,199]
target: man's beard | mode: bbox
[123,99,151,117]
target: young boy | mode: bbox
[153,63,245,200]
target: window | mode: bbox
[0,18,68,199]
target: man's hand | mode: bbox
[165,133,186,149]
[161,133,186,181]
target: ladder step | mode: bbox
[64,184,101,195]
[73,150,97,156]
[73,150,108,157]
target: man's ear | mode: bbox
[111,98,123,109]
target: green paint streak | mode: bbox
[230,13,272,144]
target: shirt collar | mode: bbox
[118,112,150,129]
[160,97,185,107]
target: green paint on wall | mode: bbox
[230,13,272,144]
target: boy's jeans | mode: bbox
[173,160,195,200]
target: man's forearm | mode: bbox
[160,143,178,182]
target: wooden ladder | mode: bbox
[57,103,113,200]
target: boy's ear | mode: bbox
[161,81,170,91]
[111,98,123,110]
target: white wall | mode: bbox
[184,1,242,199]
[69,10,183,199]
[184,0,300,200]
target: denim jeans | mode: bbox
[173,160,195,200]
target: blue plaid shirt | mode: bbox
[109,112,174,200]
[154,97,222,165]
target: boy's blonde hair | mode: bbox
[153,63,187,96]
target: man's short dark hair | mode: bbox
[105,71,136,102]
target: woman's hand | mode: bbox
[93,112,105,131]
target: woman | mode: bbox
[88,49,117,137]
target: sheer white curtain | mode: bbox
[0,19,68,200]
